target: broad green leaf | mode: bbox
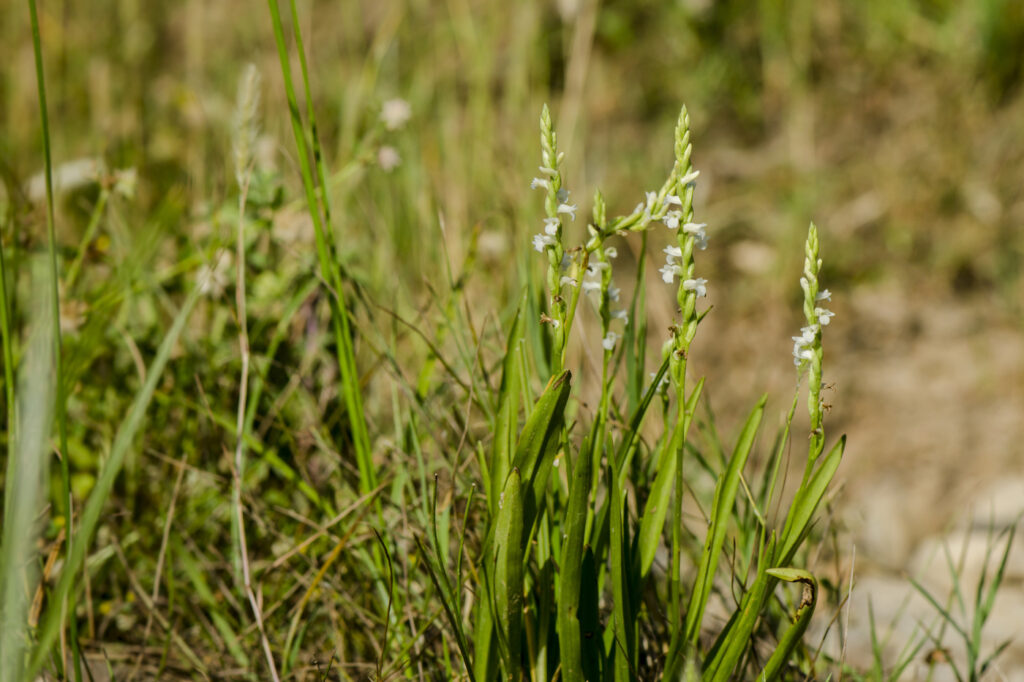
[512,370,571,540]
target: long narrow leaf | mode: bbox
[29,281,205,676]
[637,379,704,577]
[776,435,846,565]
[490,293,527,515]
[557,431,594,682]
[494,467,525,678]
[682,396,766,648]
[759,568,817,682]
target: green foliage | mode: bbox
[3,1,1020,679]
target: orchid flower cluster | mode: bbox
[527,105,714,396]
[529,106,633,371]
[662,107,707,394]
[791,223,833,459]
[583,192,628,358]
[528,105,579,371]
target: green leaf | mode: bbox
[557,434,593,682]
[682,396,766,648]
[494,467,525,679]
[29,281,206,677]
[704,534,776,682]
[637,378,704,578]
[759,568,817,682]
[490,292,527,517]
[609,465,636,681]
[776,435,846,565]
[512,369,571,539]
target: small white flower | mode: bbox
[582,279,602,293]
[557,203,578,220]
[659,263,680,284]
[663,245,682,263]
[380,98,411,130]
[679,169,700,186]
[544,217,560,235]
[684,223,708,250]
[377,146,402,171]
[531,177,550,191]
[664,211,682,230]
[602,331,618,351]
[587,261,610,276]
[539,165,558,177]
[664,194,683,207]
[816,307,835,326]
[816,289,832,302]
[646,191,657,206]
[611,309,629,324]
[791,324,819,366]
[792,346,815,366]
[608,283,621,302]
[560,276,578,287]
[533,233,555,252]
[683,278,708,297]
[604,247,618,259]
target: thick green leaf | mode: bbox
[512,370,571,541]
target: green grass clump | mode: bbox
[6,1,1024,679]
[410,103,846,681]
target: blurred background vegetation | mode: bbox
[1,0,1023,677]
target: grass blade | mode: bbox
[682,396,766,649]
[29,276,206,676]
